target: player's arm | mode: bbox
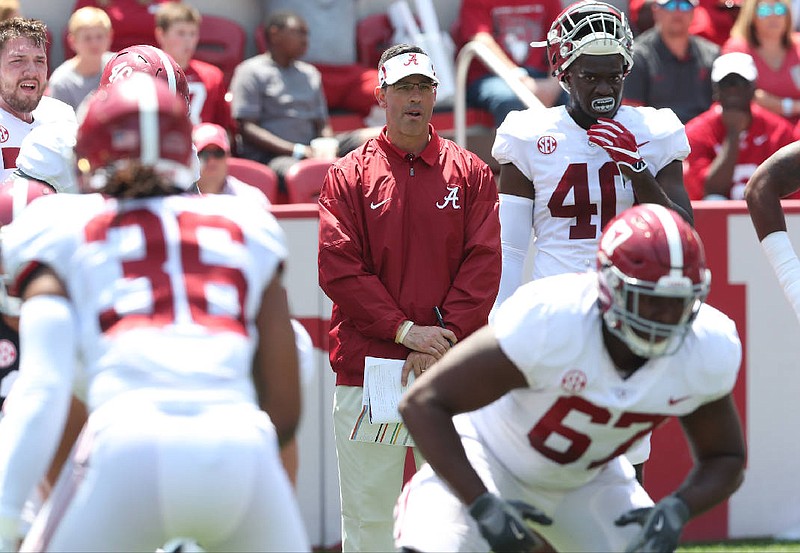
[617,395,745,552]
[744,142,800,322]
[400,326,527,505]
[0,267,77,547]
[745,141,800,240]
[252,268,301,448]
[494,163,534,313]
[674,394,746,516]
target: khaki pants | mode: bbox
[333,385,424,552]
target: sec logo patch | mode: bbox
[0,339,17,368]
[537,135,557,154]
[561,369,587,394]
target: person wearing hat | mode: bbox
[684,52,798,200]
[192,122,271,208]
[318,43,501,552]
[623,0,720,123]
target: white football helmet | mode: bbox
[536,0,634,81]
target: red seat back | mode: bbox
[194,14,245,88]
[285,158,332,204]
[226,157,279,204]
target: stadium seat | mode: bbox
[284,158,332,204]
[194,14,245,88]
[356,12,394,68]
[226,157,279,204]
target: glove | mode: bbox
[468,492,552,553]
[615,495,690,553]
[587,118,648,173]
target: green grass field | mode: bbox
[679,539,800,552]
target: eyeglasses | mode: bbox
[198,148,227,160]
[756,2,788,17]
[388,81,437,94]
[660,0,695,11]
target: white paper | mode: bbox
[362,356,414,424]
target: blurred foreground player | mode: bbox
[0,73,309,552]
[395,204,745,553]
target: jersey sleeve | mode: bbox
[2,195,83,291]
[492,108,557,181]
[618,106,690,173]
[683,305,742,401]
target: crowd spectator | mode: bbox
[630,0,741,43]
[0,0,18,22]
[264,0,381,124]
[154,2,230,129]
[0,18,77,183]
[192,122,270,207]
[70,0,169,52]
[230,11,377,193]
[318,43,501,552]
[723,0,800,125]
[624,0,720,124]
[46,7,113,111]
[452,0,564,126]
[684,52,798,200]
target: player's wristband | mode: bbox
[761,231,800,322]
[292,143,306,159]
[395,320,414,344]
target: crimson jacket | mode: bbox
[318,126,501,386]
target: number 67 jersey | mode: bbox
[1,192,287,410]
[475,272,741,490]
[492,105,689,280]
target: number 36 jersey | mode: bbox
[2,193,287,410]
[472,272,740,490]
[492,105,689,280]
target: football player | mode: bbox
[394,204,746,553]
[0,18,77,183]
[745,141,800,324]
[490,0,695,476]
[0,73,309,551]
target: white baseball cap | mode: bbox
[711,52,758,83]
[378,52,438,87]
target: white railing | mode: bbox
[453,40,545,146]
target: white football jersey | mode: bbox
[473,272,740,490]
[2,193,287,411]
[0,96,77,183]
[493,105,689,279]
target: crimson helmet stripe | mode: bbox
[149,45,178,95]
[647,204,684,278]
[138,77,160,165]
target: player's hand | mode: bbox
[468,492,552,553]
[401,324,457,358]
[615,495,690,553]
[587,117,648,174]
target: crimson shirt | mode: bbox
[454,0,562,84]
[185,58,231,129]
[318,126,501,386]
[684,102,798,200]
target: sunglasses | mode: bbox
[199,148,227,160]
[660,0,695,11]
[756,2,788,16]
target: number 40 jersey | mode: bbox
[492,105,689,280]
